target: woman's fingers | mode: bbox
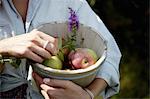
[41,78,90,99]
[42,78,74,89]
[32,73,57,99]
[41,90,50,99]
[28,30,58,56]
[40,84,56,92]
[40,84,63,99]
[36,31,58,55]
[32,37,57,56]
[30,43,51,59]
[45,41,58,55]
[25,50,43,63]
[37,31,56,43]
[32,72,43,88]
[0,29,58,60]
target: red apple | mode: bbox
[68,48,98,69]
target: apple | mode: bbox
[68,48,98,69]
[42,56,62,70]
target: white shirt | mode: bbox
[0,0,121,98]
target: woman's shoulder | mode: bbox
[42,0,87,6]
[0,7,10,25]
[48,0,86,3]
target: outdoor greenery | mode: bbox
[88,0,149,98]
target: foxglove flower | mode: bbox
[68,7,79,33]
[63,7,79,51]
[57,7,80,61]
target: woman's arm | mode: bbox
[0,29,58,63]
[77,0,122,98]
[86,78,108,97]
[33,72,107,99]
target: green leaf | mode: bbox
[10,58,21,68]
[0,55,21,68]
[57,51,64,62]
[58,37,62,50]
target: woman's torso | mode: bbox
[0,0,83,94]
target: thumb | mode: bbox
[41,90,50,99]
[32,72,43,88]
[43,78,73,89]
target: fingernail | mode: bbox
[40,84,44,88]
[43,78,50,84]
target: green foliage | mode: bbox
[88,0,96,6]
[113,51,149,98]
[0,55,21,68]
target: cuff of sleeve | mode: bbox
[96,70,112,86]
[96,61,120,98]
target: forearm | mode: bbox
[86,78,108,97]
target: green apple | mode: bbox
[43,56,62,70]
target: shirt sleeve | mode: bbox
[77,0,122,98]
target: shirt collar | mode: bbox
[3,0,41,32]
[25,0,41,32]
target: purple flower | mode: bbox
[68,7,79,33]
[62,7,79,51]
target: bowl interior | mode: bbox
[34,22,107,74]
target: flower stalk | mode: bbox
[62,7,79,51]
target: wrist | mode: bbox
[0,41,9,56]
[84,88,94,99]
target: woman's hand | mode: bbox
[0,29,58,63]
[32,72,91,99]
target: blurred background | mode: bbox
[87,0,149,98]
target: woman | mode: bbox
[0,0,121,99]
